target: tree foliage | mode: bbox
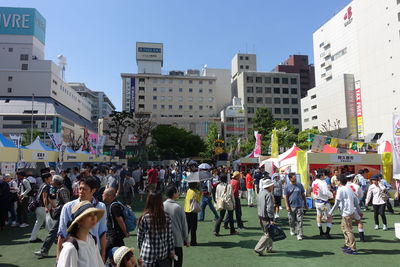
[199,123,219,159]
[103,111,134,151]
[151,125,205,160]
[253,108,275,136]
[22,128,41,146]
[297,128,320,150]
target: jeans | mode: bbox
[185,212,198,245]
[373,204,387,225]
[41,219,59,253]
[225,197,243,228]
[199,195,219,221]
[214,209,235,234]
[17,197,29,224]
[30,207,46,240]
[288,207,304,236]
[173,247,183,267]
[247,189,254,205]
[254,219,273,253]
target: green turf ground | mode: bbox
[1,195,399,267]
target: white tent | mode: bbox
[260,144,302,173]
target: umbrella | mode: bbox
[198,163,212,169]
[187,171,212,183]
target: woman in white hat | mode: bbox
[57,200,105,267]
[113,246,139,267]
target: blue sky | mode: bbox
[2,0,350,110]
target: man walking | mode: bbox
[199,180,219,222]
[346,174,366,242]
[284,173,308,240]
[312,172,333,238]
[254,179,275,256]
[246,170,255,207]
[329,175,362,255]
[147,166,158,193]
[164,185,189,267]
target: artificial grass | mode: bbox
[0,195,399,267]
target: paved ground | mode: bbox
[1,195,399,267]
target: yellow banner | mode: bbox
[381,152,392,183]
[296,150,308,190]
[271,129,279,158]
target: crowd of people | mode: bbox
[0,163,399,266]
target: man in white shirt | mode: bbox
[312,172,333,238]
[346,175,366,242]
[329,175,362,255]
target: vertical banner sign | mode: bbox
[130,78,136,112]
[355,81,365,139]
[48,132,62,149]
[311,135,326,153]
[392,114,400,180]
[271,129,279,158]
[253,131,262,157]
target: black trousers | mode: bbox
[173,247,183,267]
[17,197,28,224]
[41,219,59,253]
[224,197,243,228]
[185,212,198,245]
[214,209,235,234]
[373,204,387,225]
[386,200,394,213]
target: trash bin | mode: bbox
[307,197,314,209]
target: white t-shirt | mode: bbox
[57,235,103,267]
[159,169,166,180]
[311,179,330,201]
[335,186,357,217]
[346,182,363,200]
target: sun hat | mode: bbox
[67,200,105,233]
[232,171,241,178]
[263,179,274,189]
[113,246,135,267]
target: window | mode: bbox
[398,12,400,22]
[283,108,290,114]
[304,118,309,123]
[20,54,29,61]
[179,88,183,92]
[311,94,316,99]
[179,105,183,110]
[209,89,213,93]
[169,79,173,84]
[247,107,255,114]
[282,98,289,104]
[139,78,145,82]
[199,88,203,93]
[256,77,263,83]
[274,98,281,104]
[247,97,254,103]
[292,108,299,114]
[199,105,203,110]
[199,80,203,85]
[168,105,173,110]
[139,87,145,91]
[239,56,243,60]
[274,88,280,94]
[264,77,271,83]
[189,80,193,84]
[245,65,249,69]
[153,96,157,100]
[247,87,254,93]
[188,97,193,102]
[256,97,263,104]
[153,104,157,109]
[21,64,28,70]
[290,78,297,84]
[291,98,298,104]
[291,88,298,95]
[265,87,272,94]
[169,88,173,92]
[246,76,254,83]
[8,47,13,52]
[311,105,317,110]
[312,115,318,120]
[153,87,157,92]
[248,118,253,123]
[8,76,12,81]
[245,56,249,60]
[208,97,214,102]
[209,80,213,85]
[304,108,309,113]
[138,104,145,109]
[139,95,145,100]
[189,105,193,110]
[161,105,165,109]
[189,88,193,92]
[199,97,204,102]
[178,96,183,102]
[255,87,263,94]
[282,88,289,94]
[274,108,281,114]
[7,88,12,93]
[282,78,289,84]
[265,97,272,104]
[209,106,213,110]
[160,96,165,101]
[240,65,244,69]
[273,77,280,84]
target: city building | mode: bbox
[274,55,315,98]
[69,82,116,131]
[220,97,247,145]
[121,42,230,138]
[231,53,302,131]
[0,7,94,145]
[301,0,400,141]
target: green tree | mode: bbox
[103,111,134,152]
[199,123,219,159]
[253,108,275,136]
[297,128,320,150]
[151,125,205,160]
[22,128,41,146]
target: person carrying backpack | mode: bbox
[56,200,105,267]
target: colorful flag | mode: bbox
[271,129,279,158]
[330,138,339,148]
[254,131,262,157]
[311,135,326,153]
[393,114,400,180]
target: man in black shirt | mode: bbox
[102,187,128,257]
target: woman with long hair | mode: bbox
[184,182,201,246]
[137,192,175,267]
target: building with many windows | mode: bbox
[220,97,247,144]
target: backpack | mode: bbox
[109,201,137,232]
[67,234,97,254]
[27,180,38,197]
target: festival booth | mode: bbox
[260,144,302,174]
[21,137,58,162]
[233,152,263,170]
[0,134,19,162]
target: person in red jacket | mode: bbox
[246,171,255,207]
[147,166,158,193]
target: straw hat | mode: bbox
[232,171,241,178]
[113,246,135,267]
[263,179,274,189]
[67,201,105,233]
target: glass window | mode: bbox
[160,87,166,92]
[273,77,280,84]
[169,105,173,110]
[292,98,298,104]
[153,96,157,100]
[247,87,254,93]
[189,105,193,110]
[160,96,165,101]
[282,78,289,84]
[274,108,281,114]
[312,115,318,120]
[189,88,193,92]
[256,87,263,93]
[274,88,280,94]
[291,78,297,84]
[239,56,243,60]
[292,118,299,125]
[311,95,316,99]
[199,97,203,102]
[153,87,157,92]
[282,88,289,94]
[256,77,263,83]
[283,108,290,114]
[245,65,249,69]
[311,105,317,110]
[21,64,28,70]
[209,80,213,85]
[199,80,203,84]
[178,96,183,102]
[168,96,173,101]
[208,89,213,93]
[265,97,272,104]
[292,108,299,114]
[240,65,243,69]
[199,105,203,110]
[283,98,289,104]
[246,76,254,83]
[189,80,193,84]
[153,104,157,109]
[8,76,13,81]
[256,97,263,104]
[264,77,271,84]
[274,98,281,104]
[245,56,249,60]
[139,87,145,91]
[199,88,203,93]
[247,107,255,114]
[188,97,193,102]
[265,87,272,94]
[208,97,214,102]
[139,104,145,109]
[179,105,183,110]
[291,88,298,95]
[179,88,183,92]
[169,88,173,92]
[247,97,254,103]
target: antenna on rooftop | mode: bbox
[57,55,67,80]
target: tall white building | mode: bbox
[0,7,94,144]
[302,0,400,141]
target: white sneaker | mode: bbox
[297,235,303,240]
[274,214,280,219]
[19,223,29,228]
[279,206,283,210]
[374,225,379,230]
[383,225,387,231]
[11,221,18,227]
[290,230,295,236]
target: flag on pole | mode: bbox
[271,129,279,158]
[393,114,400,180]
[253,131,262,157]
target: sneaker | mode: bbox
[374,225,379,230]
[325,233,332,239]
[341,246,349,251]
[19,223,29,228]
[254,250,266,256]
[34,251,48,257]
[383,225,387,231]
[274,214,280,219]
[5,221,11,226]
[29,238,43,243]
[290,230,296,236]
[343,249,358,255]
[297,235,303,240]
[11,221,18,227]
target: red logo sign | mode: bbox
[344,6,352,21]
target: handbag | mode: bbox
[189,195,201,213]
[216,184,234,211]
[267,224,287,242]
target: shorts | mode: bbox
[351,212,361,221]
[315,201,331,217]
[274,196,282,206]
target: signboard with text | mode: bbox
[32,151,48,161]
[355,81,365,139]
[136,42,163,63]
[330,154,361,164]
